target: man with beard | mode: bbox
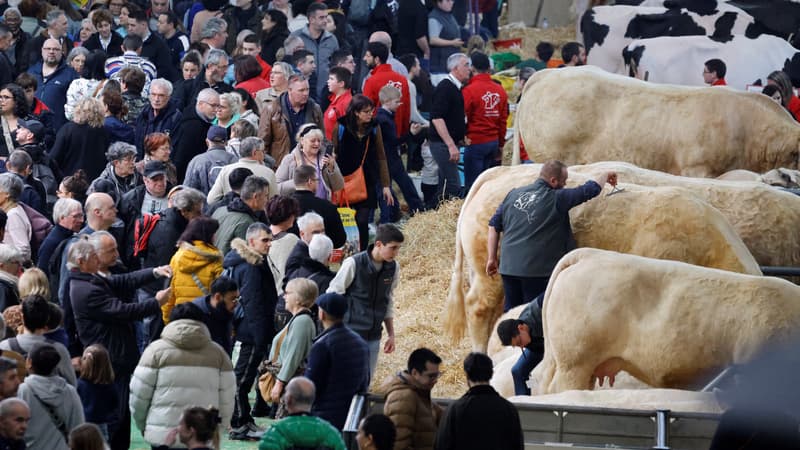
[28,38,77,131]
[191,276,239,354]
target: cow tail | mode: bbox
[445,209,467,343]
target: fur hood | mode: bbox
[229,238,264,265]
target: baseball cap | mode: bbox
[315,293,348,319]
[16,119,45,142]
[207,126,228,143]
[144,160,168,178]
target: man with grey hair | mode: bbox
[5,150,45,215]
[287,233,335,294]
[174,48,233,111]
[225,221,277,439]
[208,136,277,204]
[28,37,77,130]
[200,17,228,50]
[0,397,29,449]
[0,24,14,87]
[282,35,305,61]
[0,244,22,311]
[23,9,73,70]
[88,142,142,203]
[257,377,345,448]
[69,231,171,450]
[212,175,270,254]
[429,52,471,201]
[173,88,220,179]
[284,211,326,280]
[36,198,82,272]
[134,78,182,156]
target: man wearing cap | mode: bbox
[184,125,237,195]
[304,292,369,430]
[15,119,57,211]
[88,142,142,205]
[462,51,508,194]
[119,160,172,235]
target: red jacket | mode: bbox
[788,95,800,122]
[236,77,271,100]
[463,73,509,146]
[324,90,352,141]
[256,54,272,81]
[362,64,411,137]
[712,78,727,86]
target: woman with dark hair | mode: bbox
[102,89,134,145]
[0,83,29,158]
[333,94,393,250]
[164,216,223,323]
[135,132,178,185]
[235,55,271,99]
[357,414,397,450]
[233,88,260,128]
[260,9,290,65]
[162,406,222,450]
[57,169,89,205]
[767,70,800,121]
[325,9,354,54]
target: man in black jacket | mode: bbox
[434,352,523,450]
[289,165,346,248]
[172,88,219,180]
[67,235,171,450]
[127,9,177,81]
[223,222,277,439]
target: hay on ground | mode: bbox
[371,199,471,399]
[496,23,578,61]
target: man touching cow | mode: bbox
[485,160,617,312]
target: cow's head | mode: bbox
[622,45,645,79]
[760,168,800,188]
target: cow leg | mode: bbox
[550,364,595,393]
[465,273,505,352]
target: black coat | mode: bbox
[290,190,347,248]
[69,269,160,376]
[285,257,335,294]
[171,105,212,180]
[81,31,124,58]
[259,26,289,65]
[141,32,177,81]
[49,122,109,182]
[0,277,19,312]
[223,239,277,348]
[434,384,524,450]
[133,100,182,158]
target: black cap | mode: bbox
[316,292,348,318]
[16,119,45,142]
[144,160,168,178]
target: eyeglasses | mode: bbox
[201,100,222,109]
[69,212,84,219]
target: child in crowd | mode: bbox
[77,344,119,441]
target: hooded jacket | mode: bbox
[211,196,264,255]
[164,241,224,323]
[223,238,278,347]
[130,319,236,446]
[18,374,84,450]
[381,371,443,450]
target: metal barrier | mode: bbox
[343,394,721,450]
[760,266,800,277]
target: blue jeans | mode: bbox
[387,151,425,213]
[428,141,463,201]
[512,342,545,395]
[463,140,498,194]
[376,183,400,224]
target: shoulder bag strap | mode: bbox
[1,116,14,155]
[30,390,69,441]
[359,135,370,168]
[190,273,210,296]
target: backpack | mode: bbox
[7,337,56,359]
[19,201,53,261]
[206,152,233,192]
[133,213,161,258]
[32,163,57,209]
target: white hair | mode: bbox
[150,78,173,96]
[297,212,323,233]
[447,52,468,72]
[52,198,82,223]
[308,233,333,264]
[66,239,96,270]
[0,244,22,264]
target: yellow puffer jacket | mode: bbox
[163,240,223,323]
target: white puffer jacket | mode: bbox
[129,319,236,446]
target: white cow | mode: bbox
[623,34,799,90]
[581,4,752,74]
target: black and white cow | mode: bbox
[622,34,800,89]
[581,4,754,74]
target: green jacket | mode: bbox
[258,413,346,450]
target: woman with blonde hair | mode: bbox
[50,97,110,182]
[275,123,344,199]
[18,267,49,300]
[264,277,318,418]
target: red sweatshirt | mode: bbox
[256,55,272,82]
[463,73,509,146]
[324,90,352,141]
[362,64,411,137]
[788,95,800,122]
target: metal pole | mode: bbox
[653,409,670,450]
